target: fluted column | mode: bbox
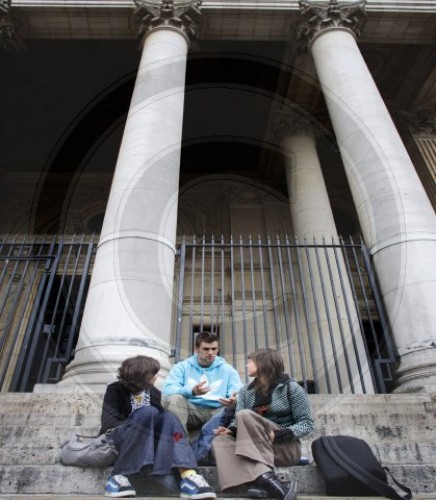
[272,109,374,393]
[60,0,202,387]
[272,110,337,240]
[298,0,436,392]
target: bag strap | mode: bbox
[323,437,412,500]
[75,433,100,439]
[75,429,113,440]
[385,466,413,498]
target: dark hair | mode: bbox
[195,331,219,348]
[117,355,160,394]
[248,349,285,395]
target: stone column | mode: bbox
[60,0,202,388]
[298,0,436,392]
[272,109,374,393]
[272,110,337,240]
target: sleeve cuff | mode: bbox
[228,426,237,437]
[273,428,294,443]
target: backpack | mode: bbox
[311,435,412,499]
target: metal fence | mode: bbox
[0,235,96,392]
[174,236,397,394]
[0,234,397,393]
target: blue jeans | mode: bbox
[111,406,197,476]
[190,406,235,463]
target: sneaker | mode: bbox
[180,473,217,499]
[104,474,136,498]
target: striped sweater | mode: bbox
[230,377,314,440]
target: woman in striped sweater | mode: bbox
[212,349,314,500]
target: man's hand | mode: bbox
[192,380,210,396]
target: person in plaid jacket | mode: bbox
[212,348,314,500]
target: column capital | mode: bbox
[134,0,202,41]
[270,108,324,145]
[0,0,26,51]
[401,109,436,137]
[297,0,366,52]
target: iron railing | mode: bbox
[0,234,397,393]
[173,235,397,394]
[0,235,96,392]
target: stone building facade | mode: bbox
[0,0,435,395]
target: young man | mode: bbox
[162,332,242,446]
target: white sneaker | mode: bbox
[104,474,136,498]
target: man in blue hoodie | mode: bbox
[162,331,242,448]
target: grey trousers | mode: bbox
[163,394,222,436]
[211,409,301,491]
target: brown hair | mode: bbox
[248,348,285,395]
[195,331,219,348]
[117,355,160,394]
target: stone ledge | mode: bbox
[0,464,435,496]
[1,496,436,500]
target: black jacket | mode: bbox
[100,381,163,434]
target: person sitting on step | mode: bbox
[212,348,314,500]
[162,331,242,459]
[100,355,216,499]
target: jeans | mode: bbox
[190,406,235,463]
[111,406,197,476]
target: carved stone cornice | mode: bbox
[270,108,325,144]
[0,0,25,51]
[297,0,367,52]
[134,0,202,41]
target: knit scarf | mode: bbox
[251,374,289,416]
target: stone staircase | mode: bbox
[0,392,435,498]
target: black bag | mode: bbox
[312,435,412,499]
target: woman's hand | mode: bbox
[214,426,232,436]
[219,391,238,406]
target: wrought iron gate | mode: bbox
[0,235,95,392]
[173,236,397,394]
[0,234,397,393]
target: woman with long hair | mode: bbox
[212,349,314,500]
[100,355,216,499]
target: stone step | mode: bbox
[0,393,434,496]
[1,497,436,500]
[0,395,434,437]
[0,464,434,496]
[0,426,434,466]
[0,393,433,417]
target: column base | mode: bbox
[59,344,172,391]
[33,383,108,394]
[393,347,436,393]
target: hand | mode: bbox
[192,380,210,396]
[218,397,232,406]
[218,392,238,406]
[268,429,275,444]
[214,426,232,436]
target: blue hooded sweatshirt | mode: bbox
[162,354,242,408]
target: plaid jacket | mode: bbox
[230,377,314,439]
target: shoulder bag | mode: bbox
[59,430,118,468]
